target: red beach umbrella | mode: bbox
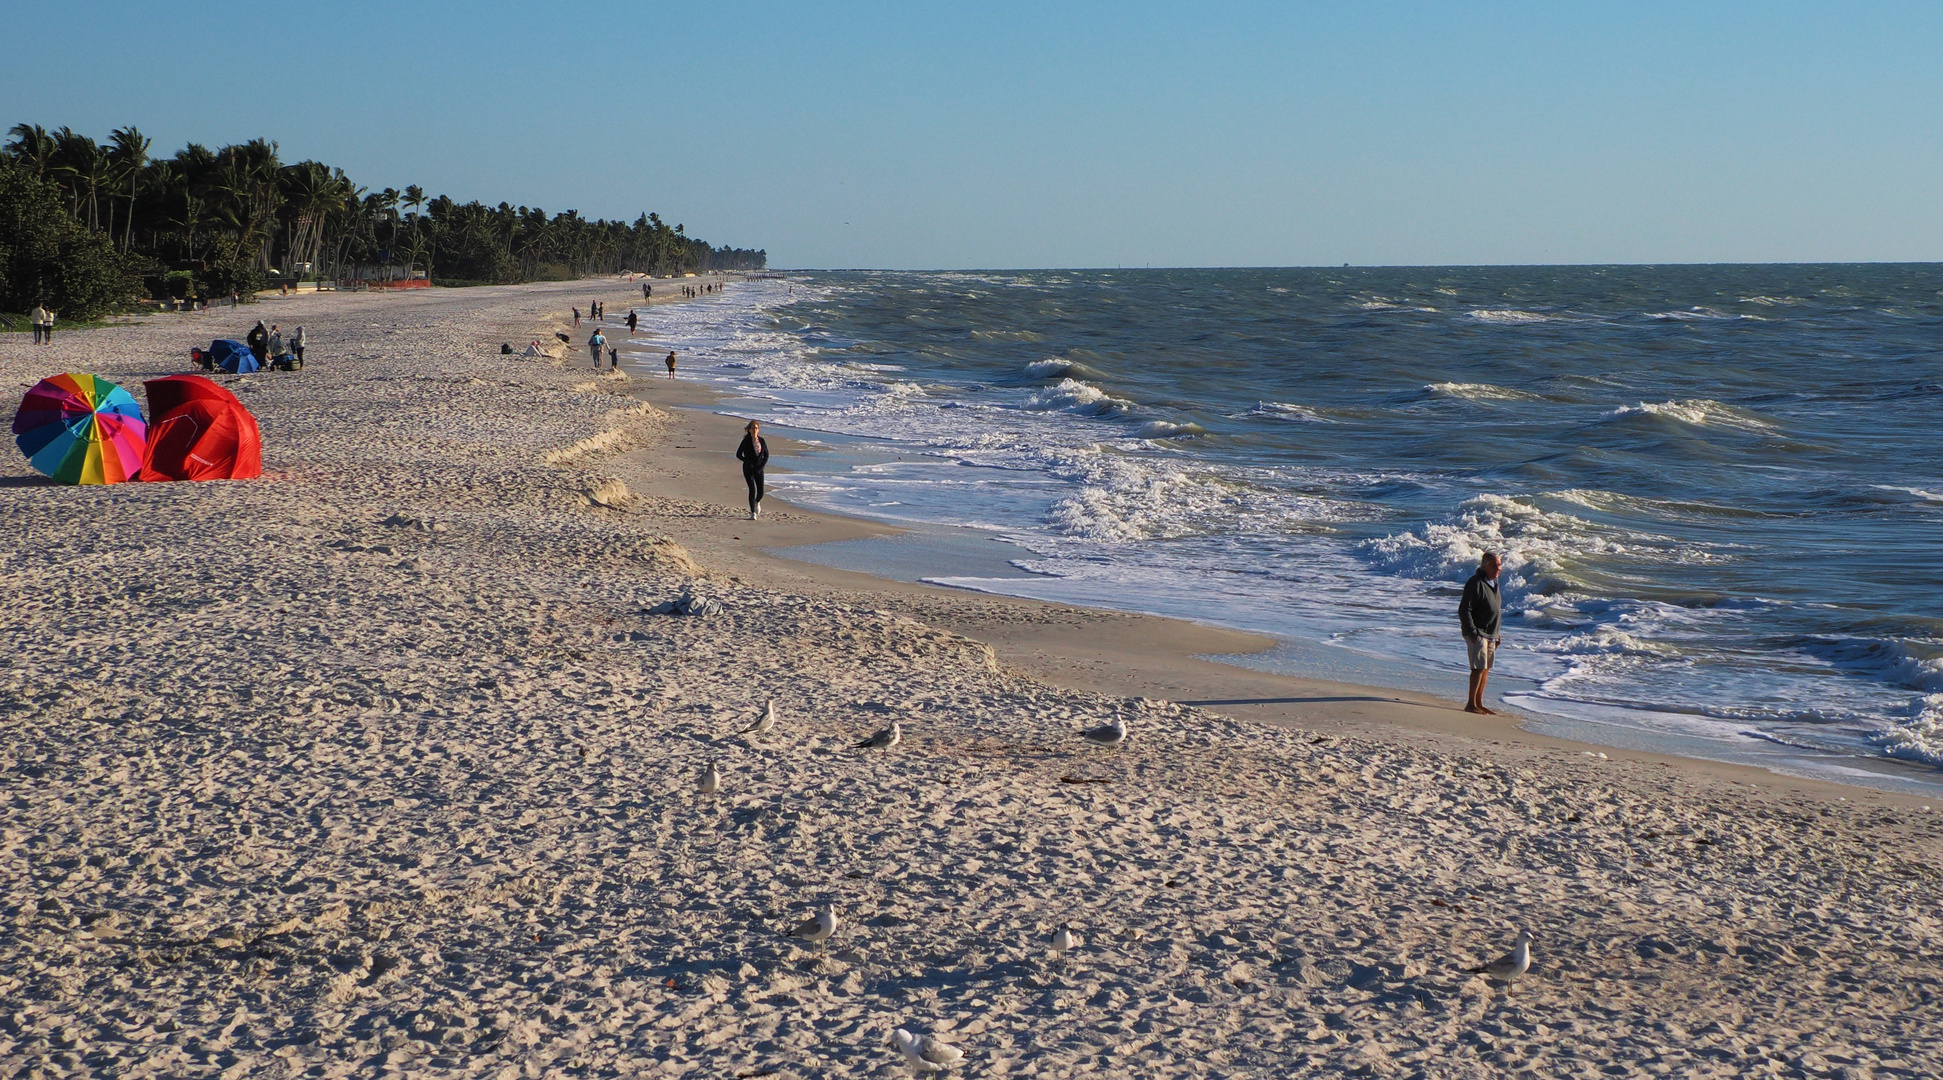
[138,375,262,482]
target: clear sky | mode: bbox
[7,1,1941,269]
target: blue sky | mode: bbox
[8,2,1941,268]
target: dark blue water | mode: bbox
[634,266,1943,785]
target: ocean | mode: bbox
[624,266,1943,793]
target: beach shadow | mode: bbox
[1180,695,1406,707]
[0,475,55,488]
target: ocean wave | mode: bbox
[1530,627,1675,657]
[1249,401,1335,423]
[1024,378,1130,416]
[1645,307,1762,321]
[1871,485,1943,504]
[1598,399,1777,432]
[1136,420,1206,439]
[971,329,1043,342]
[1356,297,1437,312]
[1873,695,1943,765]
[1424,381,1545,402]
[1359,492,1696,602]
[1465,309,1557,324]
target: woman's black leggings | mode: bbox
[744,467,765,513]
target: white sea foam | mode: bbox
[1425,382,1544,402]
[1250,401,1334,423]
[1645,307,1761,321]
[1465,309,1556,324]
[1025,378,1129,416]
[1599,399,1777,432]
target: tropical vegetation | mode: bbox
[1,122,766,321]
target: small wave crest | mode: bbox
[1025,377,1130,417]
[1137,420,1206,439]
[1599,399,1776,433]
[1425,381,1544,402]
[1250,401,1334,423]
[1466,309,1557,324]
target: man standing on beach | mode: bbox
[1460,552,1504,714]
[588,328,606,368]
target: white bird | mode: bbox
[1081,715,1128,748]
[698,761,720,795]
[740,699,778,736]
[788,905,837,949]
[1051,926,1081,954]
[857,721,902,750]
[889,1028,964,1073]
[1465,929,1536,981]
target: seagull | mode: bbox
[698,761,720,795]
[857,721,902,750]
[1465,929,1536,981]
[1081,715,1128,748]
[788,905,837,950]
[889,1028,964,1073]
[1051,927,1081,954]
[740,699,778,736]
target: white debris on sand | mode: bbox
[3,283,1943,1078]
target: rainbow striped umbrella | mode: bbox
[12,373,148,484]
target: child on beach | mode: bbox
[665,351,677,379]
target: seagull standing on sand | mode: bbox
[1081,715,1128,748]
[788,905,837,950]
[740,699,778,737]
[698,761,720,795]
[1465,929,1536,981]
[1051,927,1081,955]
[889,1028,965,1073]
[857,721,902,750]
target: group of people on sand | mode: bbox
[680,283,717,298]
[244,320,305,370]
[576,301,682,378]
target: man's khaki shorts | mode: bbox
[1466,634,1498,672]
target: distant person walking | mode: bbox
[626,309,638,333]
[736,419,769,520]
[664,350,677,379]
[1459,551,1505,715]
[29,304,51,345]
[572,307,581,327]
[643,282,651,300]
[587,328,606,368]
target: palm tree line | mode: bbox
[4,122,766,299]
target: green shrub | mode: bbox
[0,159,136,319]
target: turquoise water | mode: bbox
[628,266,1943,789]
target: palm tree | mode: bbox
[6,124,56,179]
[109,126,151,254]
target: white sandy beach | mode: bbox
[3,279,1942,1079]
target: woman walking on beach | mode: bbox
[736,419,769,520]
[587,328,606,368]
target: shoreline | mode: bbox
[599,335,1942,809]
[7,278,1943,1077]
